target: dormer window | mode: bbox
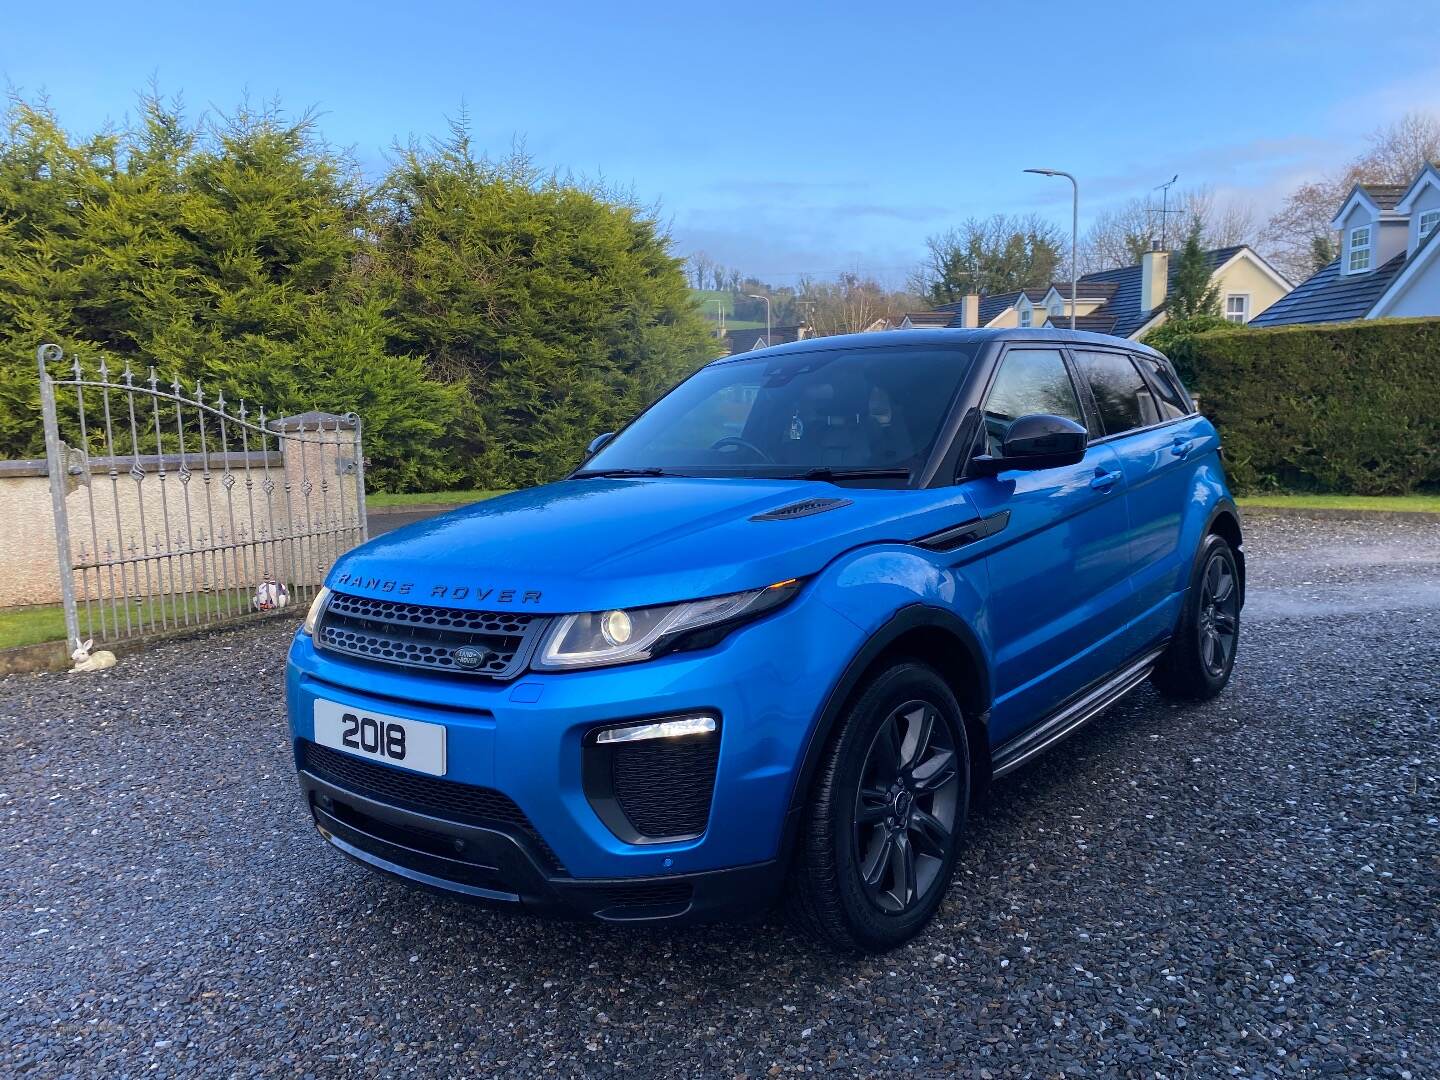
[1019,306,1032,327]
[1348,225,1372,272]
[1420,209,1440,240]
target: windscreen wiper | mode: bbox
[571,467,676,479]
[794,466,912,481]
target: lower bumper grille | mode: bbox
[298,740,565,872]
[609,735,720,841]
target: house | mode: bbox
[925,244,1291,339]
[1251,163,1440,326]
[724,324,810,354]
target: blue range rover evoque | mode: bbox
[286,328,1244,952]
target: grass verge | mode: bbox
[367,489,508,509]
[0,593,279,651]
[1237,493,1440,514]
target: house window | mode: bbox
[1420,209,1440,240]
[1019,306,1032,327]
[1348,225,1372,272]
[1224,294,1250,324]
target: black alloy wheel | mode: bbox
[1197,549,1239,677]
[852,700,961,915]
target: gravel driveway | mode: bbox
[3,511,1437,1078]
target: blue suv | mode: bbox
[286,328,1243,952]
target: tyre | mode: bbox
[787,661,970,953]
[1151,533,1241,701]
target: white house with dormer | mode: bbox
[1253,162,1440,325]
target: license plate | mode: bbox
[312,698,446,776]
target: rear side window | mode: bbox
[1134,354,1191,420]
[1073,350,1160,436]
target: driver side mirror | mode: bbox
[585,431,616,458]
[972,414,1087,475]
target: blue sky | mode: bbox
[4,0,1438,287]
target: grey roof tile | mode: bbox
[1248,252,1406,326]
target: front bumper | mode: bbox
[301,769,783,922]
[285,587,866,918]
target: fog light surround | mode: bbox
[594,715,716,745]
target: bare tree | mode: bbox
[910,214,1066,303]
[1259,111,1440,282]
[1079,185,1256,274]
[686,251,716,290]
[799,272,918,337]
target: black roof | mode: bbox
[706,326,1159,366]
[1075,246,1246,338]
[1358,184,1409,211]
[1249,252,1406,327]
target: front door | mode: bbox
[966,347,1136,744]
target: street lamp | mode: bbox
[747,293,772,345]
[704,298,726,335]
[1025,168,1078,331]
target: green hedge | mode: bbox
[1164,318,1440,495]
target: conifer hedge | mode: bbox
[0,97,718,491]
[1164,318,1440,495]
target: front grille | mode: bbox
[300,740,565,871]
[316,592,549,680]
[611,736,720,839]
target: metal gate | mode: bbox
[37,343,368,650]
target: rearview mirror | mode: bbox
[972,414,1087,474]
[586,431,616,457]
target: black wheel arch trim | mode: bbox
[785,604,990,823]
[1205,499,1245,609]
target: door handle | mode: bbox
[1090,468,1122,491]
[1170,436,1191,458]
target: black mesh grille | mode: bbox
[751,497,852,521]
[594,881,693,911]
[611,736,720,839]
[299,740,564,871]
[316,592,548,679]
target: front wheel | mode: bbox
[1151,533,1241,700]
[787,662,970,953]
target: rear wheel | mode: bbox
[787,662,969,953]
[1152,533,1241,700]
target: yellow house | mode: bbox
[927,244,1292,339]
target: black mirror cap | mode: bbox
[586,431,617,457]
[973,414,1088,474]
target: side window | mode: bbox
[1073,350,1161,436]
[980,349,1084,455]
[1133,355,1191,421]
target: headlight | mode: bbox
[535,579,801,670]
[302,586,332,635]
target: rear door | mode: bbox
[1070,348,1209,651]
[963,346,1136,744]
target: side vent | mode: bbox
[751,497,852,522]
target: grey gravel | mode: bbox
[2,510,1437,1078]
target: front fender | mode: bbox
[784,543,993,820]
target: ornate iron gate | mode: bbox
[37,343,369,650]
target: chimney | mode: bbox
[960,293,980,328]
[1140,240,1169,314]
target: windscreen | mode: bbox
[581,344,977,481]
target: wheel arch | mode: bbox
[785,605,992,828]
[1205,501,1245,608]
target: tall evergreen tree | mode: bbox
[374,124,718,488]
[1165,223,1222,320]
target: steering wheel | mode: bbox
[710,435,773,463]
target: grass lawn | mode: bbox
[1237,493,1440,514]
[367,489,508,509]
[0,592,263,651]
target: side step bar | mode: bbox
[991,645,1167,778]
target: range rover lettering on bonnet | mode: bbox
[330,572,542,604]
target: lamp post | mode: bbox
[747,293,772,345]
[705,298,726,336]
[1025,168,1078,331]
